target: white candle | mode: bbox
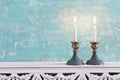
[93,16,97,42]
[73,15,77,42]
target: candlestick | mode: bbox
[86,42,104,65]
[93,16,97,42]
[73,15,77,42]
[67,42,84,65]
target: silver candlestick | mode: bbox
[86,42,104,65]
[67,42,84,65]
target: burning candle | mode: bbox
[73,15,77,42]
[93,16,97,42]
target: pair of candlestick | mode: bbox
[67,41,104,65]
[68,16,102,65]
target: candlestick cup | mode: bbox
[67,42,84,65]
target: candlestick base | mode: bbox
[67,52,84,65]
[86,52,104,65]
[86,42,104,65]
[67,42,84,65]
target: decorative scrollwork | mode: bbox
[0,72,120,80]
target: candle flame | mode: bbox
[74,15,77,23]
[93,16,96,25]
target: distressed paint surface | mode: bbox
[0,0,119,62]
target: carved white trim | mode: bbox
[0,72,120,80]
[0,62,120,80]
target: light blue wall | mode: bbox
[0,0,120,62]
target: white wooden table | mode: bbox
[0,62,120,80]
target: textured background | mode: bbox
[0,0,120,62]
